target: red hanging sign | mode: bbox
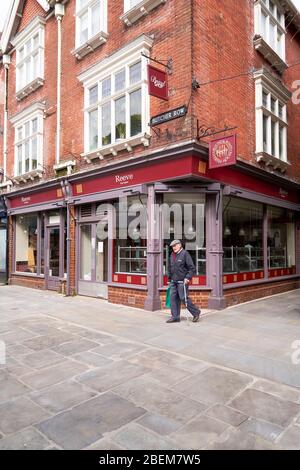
[147,64,169,101]
[209,135,237,169]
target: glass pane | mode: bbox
[25,58,31,83]
[80,225,92,281]
[263,114,268,152]
[19,47,24,61]
[102,102,111,146]
[0,227,6,271]
[261,12,267,39]
[91,2,101,36]
[49,227,60,277]
[32,137,37,170]
[17,145,22,176]
[115,69,126,92]
[223,198,263,274]
[96,234,108,282]
[41,217,45,275]
[89,109,98,150]
[115,96,126,139]
[89,85,98,105]
[32,118,38,133]
[25,121,30,137]
[269,21,276,49]
[80,11,88,44]
[271,97,276,114]
[15,214,38,273]
[271,120,276,155]
[130,62,141,84]
[269,0,275,16]
[130,89,142,136]
[268,207,295,270]
[279,126,284,160]
[25,38,32,55]
[262,90,268,108]
[25,141,30,173]
[33,53,39,78]
[130,0,141,8]
[102,77,111,98]
[17,127,23,141]
[33,33,39,49]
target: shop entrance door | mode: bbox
[46,226,61,291]
[78,223,109,298]
[0,223,7,285]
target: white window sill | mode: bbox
[120,0,166,27]
[253,36,287,74]
[53,160,76,175]
[256,152,289,173]
[16,77,44,101]
[13,169,44,184]
[82,133,151,163]
[72,31,109,60]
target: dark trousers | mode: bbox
[170,282,200,320]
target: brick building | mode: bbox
[0,0,300,310]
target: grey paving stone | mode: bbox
[112,423,176,450]
[137,413,181,435]
[0,427,51,450]
[72,351,114,368]
[145,365,194,387]
[277,425,300,450]
[22,332,77,351]
[239,418,284,442]
[0,397,51,434]
[171,415,229,450]
[176,367,252,405]
[208,428,280,450]
[20,350,66,370]
[0,374,31,403]
[4,363,34,377]
[21,360,89,390]
[59,325,114,344]
[252,379,300,404]
[30,380,98,413]
[114,375,207,424]
[230,389,300,427]
[0,328,38,345]
[36,393,146,450]
[85,438,122,450]
[50,338,99,356]
[205,404,248,427]
[92,341,147,360]
[6,344,33,357]
[76,360,149,392]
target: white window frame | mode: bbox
[79,35,153,156]
[12,108,44,177]
[75,0,107,48]
[255,71,289,162]
[124,0,142,11]
[254,0,286,61]
[12,17,45,94]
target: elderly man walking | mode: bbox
[166,240,201,324]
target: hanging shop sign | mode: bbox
[209,134,237,169]
[147,64,169,101]
[150,105,187,127]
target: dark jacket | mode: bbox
[168,249,196,282]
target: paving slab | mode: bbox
[0,374,31,403]
[176,367,253,405]
[20,349,66,370]
[30,380,98,413]
[229,388,300,427]
[0,427,52,450]
[137,413,182,436]
[277,425,300,450]
[36,393,146,450]
[205,404,248,427]
[111,423,176,450]
[0,397,51,434]
[207,427,280,450]
[22,332,77,351]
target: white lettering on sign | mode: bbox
[279,188,288,198]
[21,197,31,205]
[115,174,134,185]
[151,75,166,89]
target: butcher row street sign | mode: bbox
[150,106,187,127]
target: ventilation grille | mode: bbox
[81,204,92,218]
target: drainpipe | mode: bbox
[2,55,11,182]
[55,3,65,165]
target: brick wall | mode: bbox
[108,286,148,309]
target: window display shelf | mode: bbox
[117,246,147,274]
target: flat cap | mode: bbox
[170,239,182,247]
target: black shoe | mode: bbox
[166,318,180,323]
[192,313,200,323]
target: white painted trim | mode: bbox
[11,16,46,48]
[10,102,46,125]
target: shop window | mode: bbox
[15,214,38,274]
[114,196,147,281]
[14,112,43,177]
[162,194,206,284]
[268,207,296,274]
[223,198,264,276]
[85,60,144,152]
[75,0,107,48]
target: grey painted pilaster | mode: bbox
[144,185,162,311]
[206,191,226,310]
[263,205,269,279]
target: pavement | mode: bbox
[0,285,300,450]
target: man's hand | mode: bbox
[184,279,190,285]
